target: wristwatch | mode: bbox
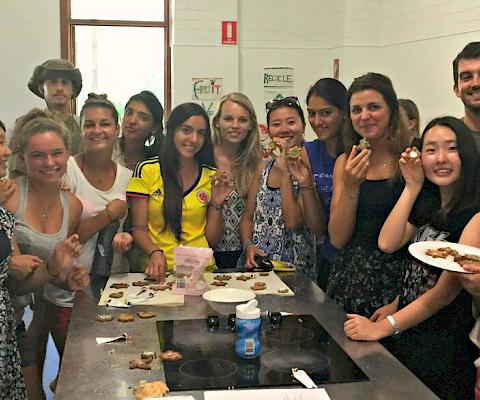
[386,315,400,337]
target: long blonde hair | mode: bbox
[212,93,262,195]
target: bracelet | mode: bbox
[386,315,400,337]
[209,201,223,211]
[299,183,315,191]
[242,240,254,250]
[105,206,114,222]
[148,249,163,258]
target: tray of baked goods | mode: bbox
[203,271,294,296]
[98,273,184,306]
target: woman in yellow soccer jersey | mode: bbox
[127,103,232,281]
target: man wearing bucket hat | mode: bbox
[9,58,84,177]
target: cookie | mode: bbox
[95,313,113,322]
[277,288,289,294]
[129,360,152,370]
[236,274,253,281]
[118,313,135,322]
[149,284,168,291]
[159,350,183,361]
[251,282,266,291]
[133,380,169,400]
[109,291,123,299]
[214,274,232,281]
[110,282,129,289]
[132,281,149,287]
[137,311,156,319]
[211,281,227,287]
[259,272,270,276]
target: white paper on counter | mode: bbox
[205,388,331,400]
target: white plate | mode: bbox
[408,241,479,273]
[202,288,255,303]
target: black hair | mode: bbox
[160,102,214,241]
[453,42,480,86]
[266,97,305,126]
[0,120,5,132]
[306,78,347,156]
[122,90,164,158]
[411,116,480,227]
[306,78,348,112]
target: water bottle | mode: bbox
[235,299,261,359]
[91,220,120,276]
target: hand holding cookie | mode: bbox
[210,170,233,207]
[399,147,424,189]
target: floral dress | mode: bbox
[0,206,27,399]
[251,158,315,279]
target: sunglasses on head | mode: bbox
[265,96,301,112]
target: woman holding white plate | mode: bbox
[345,116,480,400]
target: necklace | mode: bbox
[26,180,61,222]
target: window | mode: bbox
[60,0,170,114]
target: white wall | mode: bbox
[1,0,480,140]
[0,0,60,131]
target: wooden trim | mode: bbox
[60,0,171,114]
[60,0,71,59]
[69,19,166,28]
[164,0,171,114]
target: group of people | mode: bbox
[1,41,480,400]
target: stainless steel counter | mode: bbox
[54,273,439,399]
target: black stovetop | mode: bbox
[156,314,368,391]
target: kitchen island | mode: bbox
[54,272,439,399]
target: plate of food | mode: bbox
[202,288,256,303]
[271,260,295,272]
[408,241,480,273]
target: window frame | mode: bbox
[59,0,171,113]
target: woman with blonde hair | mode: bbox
[211,92,262,269]
[3,109,88,399]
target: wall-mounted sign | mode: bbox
[263,67,294,103]
[192,78,223,117]
[222,21,237,45]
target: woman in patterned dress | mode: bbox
[239,97,324,279]
[211,93,262,269]
[0,119,27,399]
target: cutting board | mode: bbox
[98,273,184,306]
[203,271,294,296]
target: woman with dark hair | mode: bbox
[304,78,347,289]
[127,102,232,281]
[346,116,480,400]
[326,72,410,317]
[116,90,164,170]
[398,98,421,141]
[240,97,324,279]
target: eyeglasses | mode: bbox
[265,96,301,113]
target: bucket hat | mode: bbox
[28,58,82,99]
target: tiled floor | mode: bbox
[24,306,59,400]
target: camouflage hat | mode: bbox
[28,58,82,99]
